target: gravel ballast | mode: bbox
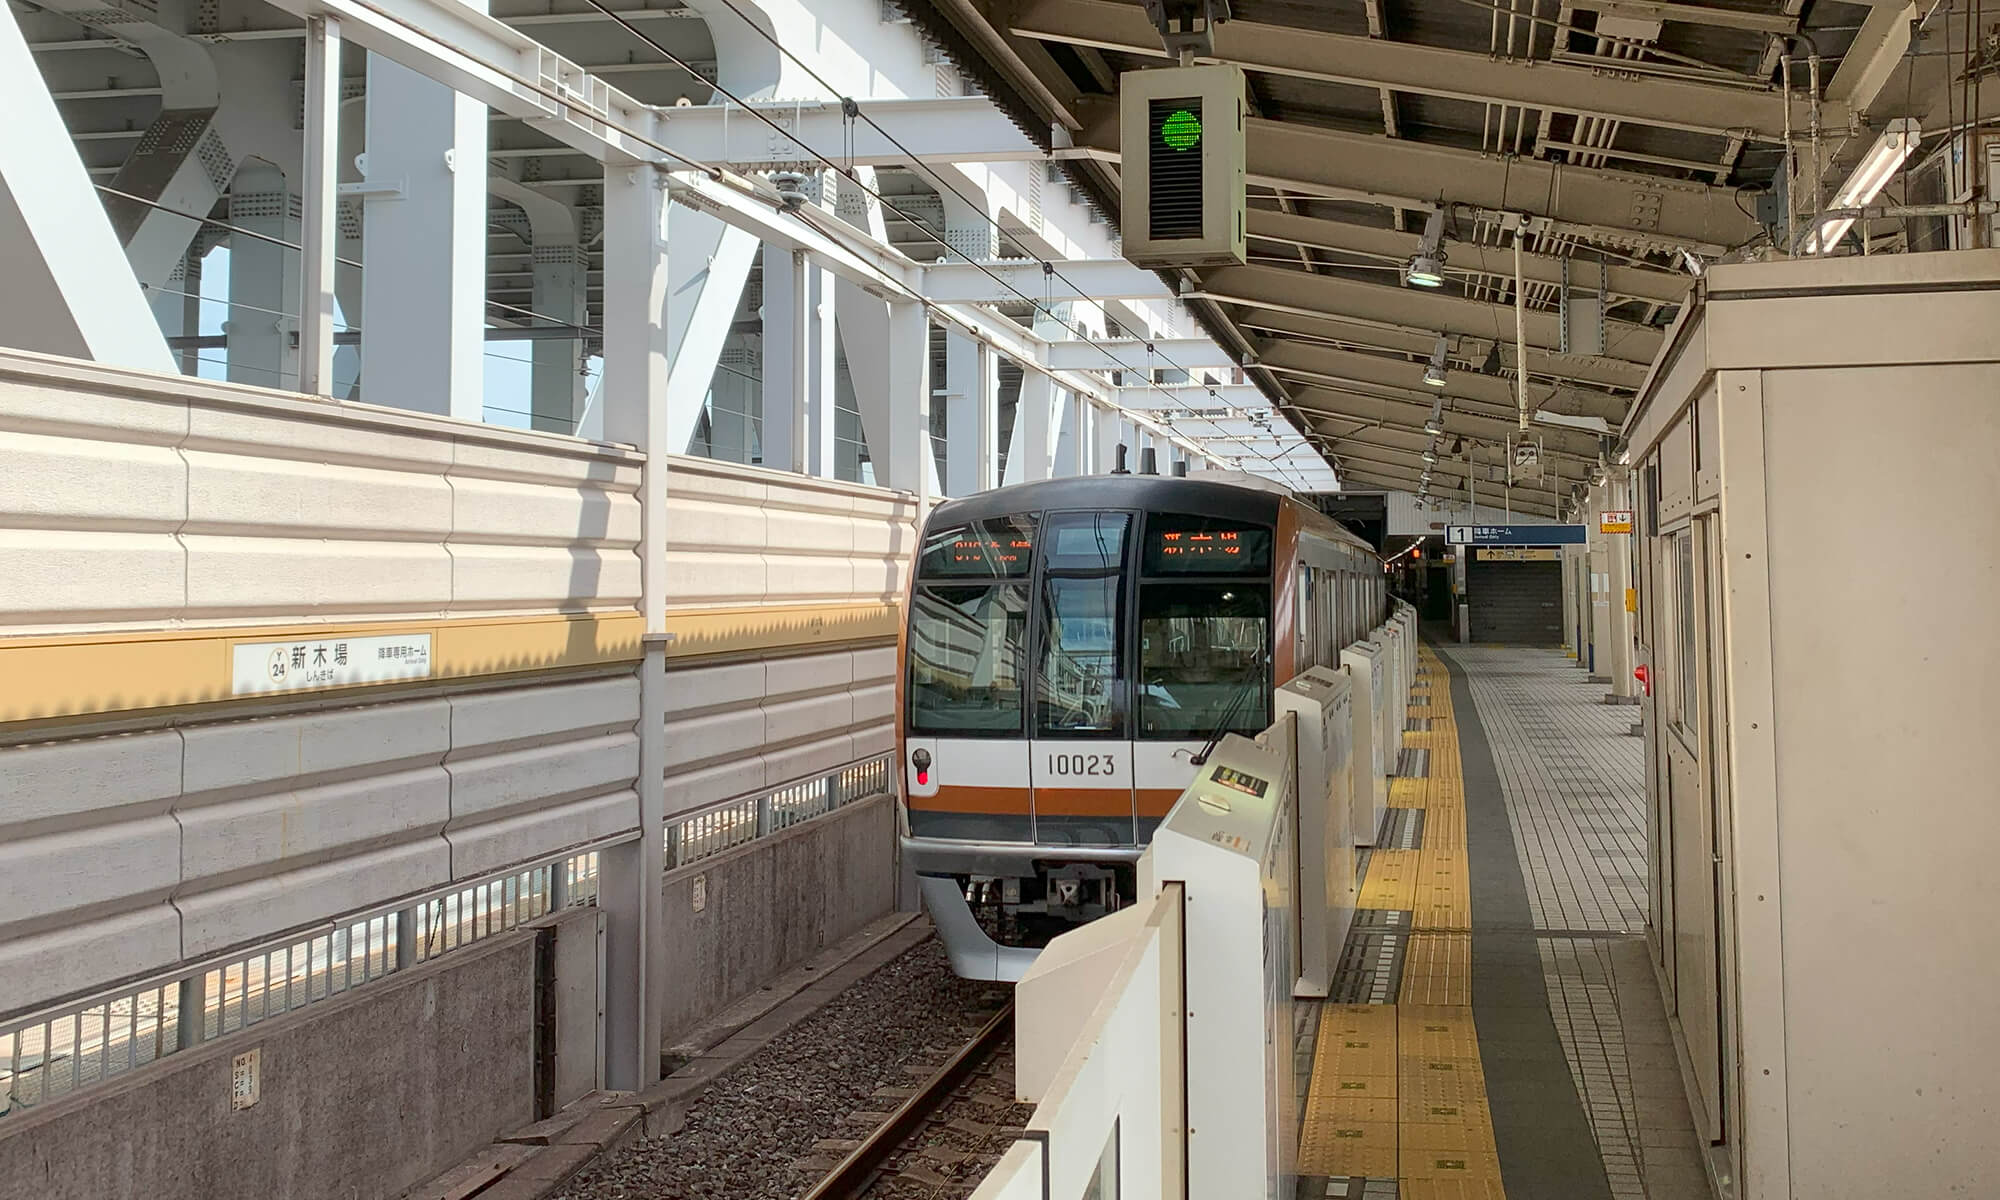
[553,938,1011,1199]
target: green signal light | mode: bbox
[1160,108,1202,151]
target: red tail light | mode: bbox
[912,747,932,787]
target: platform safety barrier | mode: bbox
[972,609,1417,1200]
[0,843,612,1117]
[665,753,893,868]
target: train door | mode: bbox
[1028,511,1136,848]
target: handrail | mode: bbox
[665,752,893,869]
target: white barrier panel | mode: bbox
[981,884,1186,1200]
[1275,667,1356,997]
[1143,728,1298,1200]
[1374,619,1407,766]
[1339,641,1389,845]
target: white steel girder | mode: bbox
[919,257,1171,304]
[1113,383,1265,411]
[0,0,173,370]
[1013,0,1827,144]
[1045,337,1238,372]
[1072,103,1761,254]
[647,96,1040,169]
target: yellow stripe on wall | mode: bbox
[1,600,901,724]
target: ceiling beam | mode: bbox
[1247,207,1691,305]
[1287,384,1603,459]
[1242,311,1650,391]
[1012,0,1820,143]
[1197,264,1666,365]
[1568,0,1801,35]
[653,95,1042,169]
[1258,341,1628,422]
[1072,103,1760,254]
[1330,463,1561,516]
[1114,383,1266,410]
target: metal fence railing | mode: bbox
[666,753,894,869]
[0,842,615,1117]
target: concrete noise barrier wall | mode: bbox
[0,906,603,1200]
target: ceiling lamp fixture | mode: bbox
[1405,208,1448,287]
[1422,335,1450,388]
[1424,415,1446,437]
[1802,118,1920,255]
[1422,448,1439,465]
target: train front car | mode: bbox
[897,474,1340,981]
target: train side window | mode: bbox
[1674,529,1698,736]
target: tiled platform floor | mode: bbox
[1444,644,1707,1200]
[1298,642,1711,1200]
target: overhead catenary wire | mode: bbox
[573,0,1318,486]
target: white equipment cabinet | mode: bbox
[1625,250,2000,1200]
[1339,640,1389,845]
[1141,731,1298,1200]
[1274,666,1357,996]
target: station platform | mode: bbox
[1295,644,1706,1200]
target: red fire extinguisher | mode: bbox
[1633,663,1652,697]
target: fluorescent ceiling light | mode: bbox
[1405,209,1447,288]
[1803,119,1920,255]
[1424,417,1445,436]
[1422,449,1439,464]
[1532,408,1611,435]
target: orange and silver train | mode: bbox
[896,470,1386,980]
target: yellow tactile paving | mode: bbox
[1299,646,1507,1191]
[1357,849,1420,909]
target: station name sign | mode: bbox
[1445,524,1587,546]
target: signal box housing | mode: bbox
[1118,65,1247,268]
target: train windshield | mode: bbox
[907,584,1030,734]
[1036,513,1129,737]
[1136,584,1271,738]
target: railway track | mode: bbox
[799,1000,1022,1200]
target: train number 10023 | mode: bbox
[1046,753,1120,777]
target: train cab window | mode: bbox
[907,584,1030,735]
[1036,513,1129,738]
[1136,584,1271,739]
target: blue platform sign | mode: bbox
[1446,523,1587,546]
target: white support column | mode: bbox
[358,47,486,419]
[885,300,936,505]
[226,160,300,390]
[596,162,669,1095]
[942,327,988,497]
[976,342,999,492]
[1605,469,1638,699]
[760,241,808,474]
[806,258,838,477]
[1018,371,1055,482]
[299,16,341,397]
[530,246,587,432]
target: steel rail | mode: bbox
[799,1000,1017,1200]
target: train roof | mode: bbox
[925,474,1376,554]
